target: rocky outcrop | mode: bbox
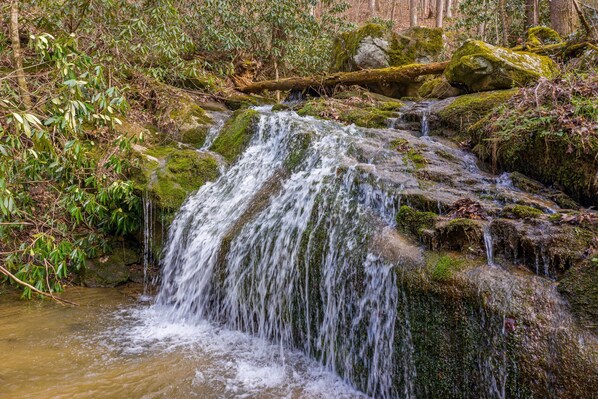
[445,40,558,92]
[331,24,443,72]
[417,75,463,99]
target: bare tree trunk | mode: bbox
[370,0,376,18]
[9,0,32,110]
[525,0,539,28]
[391,0,397,22]
[550,0,579,36]
[436,0,444,27]
[422,0,431,19]
[410,0,418,26]
[446,0,453,18]
[498,0,509,45]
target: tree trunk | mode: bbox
[410,0,418,26]
[9,0,32,110]
[550,0,579,36]
[422,0,431,19]
[525,0,539,28]
[370,0,376,18]
[391,0,397,22]
[498,0,509,45]
[236,62,449,93]
[446,0,453,18]
[435,0,444,27]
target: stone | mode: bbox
[445,40,558,92]
[82,247,139,287]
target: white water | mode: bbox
[155,109,404,397]
[483,220,495,267]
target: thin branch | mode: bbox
[0,264,79,306]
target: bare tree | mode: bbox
[9,0,32,109]
[550,0,579,36]
[410,0,418,26]
[370,0,376,18]
[436,0,444,27]
[446,0,453,18]
[498,0,509,44]
[525,0,539,28]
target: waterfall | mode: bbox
[483,220,495,267]
[420,111,429,137]
[142,190,154,296]
[154,107,530,398]
[156,109,406,397]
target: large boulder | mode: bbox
[444,40,558,92]
[332,24,443,72]
[82,248,139,287]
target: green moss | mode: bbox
[223,93,275,110]
[559,262,598,332]
[418,76,462,99]
[331,23,389,72]
[388,27,444,66]
[438,89,517,131]
[390,138,411,152]
[180,125,209,147]
[504,204,543,219]
[430,255,464,281]
[396,205,438,236]
[284,132,313,172]
[297,97,402,128]
[445,40,559,92]
[406,149,428,169]
[210,109,259,163]
[526,27,562,47]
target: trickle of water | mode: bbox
[142,190,154,296]
[496,172,513,188]
[420,111,429,137]
[200,112,229,150]
[483,220,495,267]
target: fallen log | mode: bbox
[237,62,449,94]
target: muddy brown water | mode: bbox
[0,286,366,399]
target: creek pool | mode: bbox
[0,286,367,399]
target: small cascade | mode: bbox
[142,190,155,296]
[483,220,495,267]
[420,111,429,137]
[200,112,229,150]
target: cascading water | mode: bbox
[156,109,404,397]
[152,106,582,398]
[142,190,155,296]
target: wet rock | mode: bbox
[82,248,139,287]
[445,40,558,92]
[210,109,260,163]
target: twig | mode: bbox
[0,264,79,306]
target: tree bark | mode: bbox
[525,0,539,28]
[498,0,509,45]
[236,62,449,94]
[410,0,418,26]
[370,0,376,18]
[435,0,444,27]
[446,0,453,18]
[9,0,32,109]
[550,0,579,37]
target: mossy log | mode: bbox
[237,62,449,94]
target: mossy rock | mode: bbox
[210,109,259,163]
[297,96,403,128]
[503,204,543,219]
[558,261,598,332]
[134,145,220,210]
[526,26,562,47]
[396,205,438,236]
[445,40,559,92]
[331,24,443,72]
[418,76,463,99]
[82,247,139,287]
[437,89,517,131]
[429,254,465,281]
[222,93,275,110]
